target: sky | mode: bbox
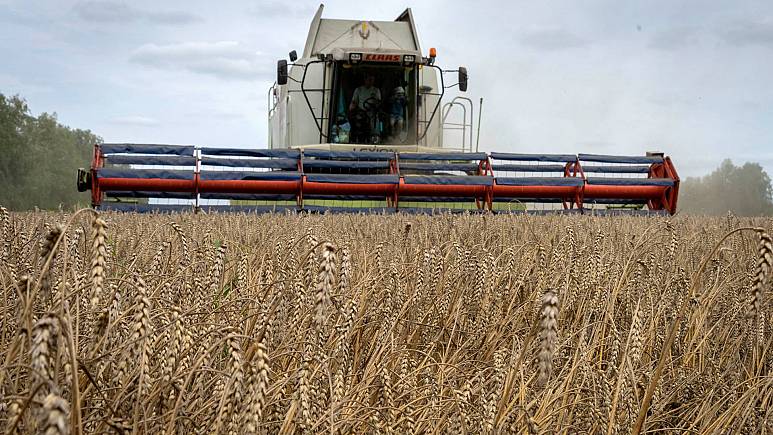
[1,0,773,178]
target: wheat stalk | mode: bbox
[89,214,107,309]
[314,242,337,329]
[750,230,772,322]
[244,339,270,433]
[536,288,559,387]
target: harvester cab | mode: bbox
[78,5,680,214]
[269,6,469,152]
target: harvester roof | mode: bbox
[302,6,422,58]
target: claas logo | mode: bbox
[364,54,401,62]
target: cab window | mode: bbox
[330,63,416,145]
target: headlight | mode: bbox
[402,55,416,64]
[349,53,362,63]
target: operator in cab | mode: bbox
[349,73,381,111]
[348,73,382,143]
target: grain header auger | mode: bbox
[76,5,680,214]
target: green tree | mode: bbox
[680,159,773,216]
[0,93,100,210]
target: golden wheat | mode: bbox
[0,209,771,433]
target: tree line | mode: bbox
[678,159,773,216]
[0,93,99,210]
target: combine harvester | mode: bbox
[77,5,679,214]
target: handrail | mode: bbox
[440,96,474,152]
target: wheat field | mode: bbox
[0,207,771,434]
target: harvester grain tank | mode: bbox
[77,5,680,214]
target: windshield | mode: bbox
[329,63,416,145]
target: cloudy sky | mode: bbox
[2,0,772,177]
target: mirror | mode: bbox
[289,50,298,62]
[458,67,468,92]
[277,59,288,85]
